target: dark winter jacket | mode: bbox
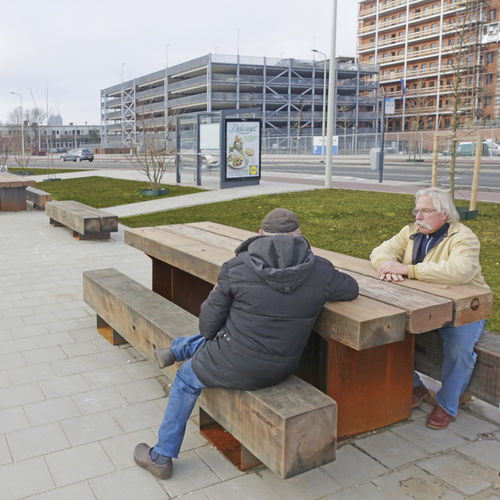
[191,235,359,389]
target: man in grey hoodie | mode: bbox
[134,208,359,479]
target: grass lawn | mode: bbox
[8,167,88,175]
[34,176,205,208]
[120,189,499,333]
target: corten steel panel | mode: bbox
[0,186,27,211]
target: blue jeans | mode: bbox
[413,319,486,416]
[153,334,206,458]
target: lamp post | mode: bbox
[312,49,327,166]
[325,0,337,188]
[10,91,25,161]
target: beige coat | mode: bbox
[370,222,489,289]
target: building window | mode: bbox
[485,95,492,106]
[486,73,493,84]
[487,52,494,63]
[489,9,496,21]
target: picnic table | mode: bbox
[124,221,493,439]
[0,172,35,211]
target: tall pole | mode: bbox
[325,0,337,188]
[11,92,25,162]
[312,49,327,165]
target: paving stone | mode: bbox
[24,396,81,426]
[100,428,157,469]
[195,445,244,481]
[0,383,45,410]
[7,422,70,460]
[0,317,25,331]
[51,356,100,377]
[323,483,399,499]
[0,456,54,499]
[60,340,100,358]
[419,451,496,495]
[0,370,11,389]
[110,400,165,433]
[180,418,209,453]
[69,326,100,342]
[40,374,90,398]
[90,467,167,500]
[320,444,387,487]
[458,439,500,471]
[355,430,427,469]
[72,386,127,415]
[122,360,163,380]
[82,365,133,389]
[35,332,75,348]
[0,406,29,433]
[465,399,500,425]
[175,491,210,500]
[391,419,466,453]
[117,378,166,404]
[0,352,26,370]
[450,411,500,440]
[373,464,464,500]
[0,435,11,465]
[45,442,115,487]
[9,362,57,385]
[202,473,282,500]
[23,312,58,326]
[23,345,67,364]
[25,482,97,500]
[1,337,37,354]
[259,466,343,499]
[60,413,123,446]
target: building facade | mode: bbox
[358,0,500,131]
[100,53,379,147]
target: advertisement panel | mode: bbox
[312,136,338,155]
[224,119,261,181]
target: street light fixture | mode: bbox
[10,91,25,161]
[312,49,327,166]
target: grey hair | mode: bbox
[415,187,460,224]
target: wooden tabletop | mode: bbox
[0,172,36,188]
[125,222,492,350]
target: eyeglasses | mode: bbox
[412,208,437,216]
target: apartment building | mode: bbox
[358,0,500,131]
[100,53,379,146]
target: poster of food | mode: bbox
[224,119,261,180]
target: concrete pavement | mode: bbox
[1,169,499,499]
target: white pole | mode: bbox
[312,49,327,165]
[325,0,337,188]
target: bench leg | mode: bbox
[96,315,127,345]
[50,218,64,227]
[199,408,261,471]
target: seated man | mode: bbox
[370,187,490,430]
[134,208,359,479]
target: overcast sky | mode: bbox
[0,0,359,126]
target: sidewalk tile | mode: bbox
[25,396,81,426]
[419,451,496,495]
[202,473,282,500]
[100,429,157,469]
[392,419,466,453]
[0,352,26,370]
[259,466,343,499]
[323,483,397,499]
[355,430,427,469]
[0,456,54,499]
[117,378,166,404]
[464,399,500,425]
[40,374,90,398]
[110,400,165,433]
[9,362,57,385]
[7,422,70,460]
[2,337,40,353]
[0,435,11,465]
[373,464,463,500]
[0,383,45,410]
[72,387,127,415]
[0,406,30,433]
[51,356,99,377]
[458,439,500,471]
[60,413,122,446]
[82,366,133,389]
[35,332,75,348]
[90,467,167,500]
[61,340,100,358]
[0,370,11,389]
[23,345,67,364]
[195,445,244,481]
[26,482,96,500]
[450,411,500,440]
[122,360,163,380]
[45,442,115,487]
[320,444,387,487]
[180,419,208,453]
[23,312,57,326]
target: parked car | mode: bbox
[200,154,220,169]
[60,148,94,162]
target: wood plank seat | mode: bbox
[46,200,118,240]
[83,267,338,479]
[26,186,53,210]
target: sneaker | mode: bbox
[134,443,172,479]
[426,405,454,430]
[412,384,430,408]
[153,348,176,369]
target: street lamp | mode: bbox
[312,49,327,166]
[10,91,25,161]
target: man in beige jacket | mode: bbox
[370,187,489,429]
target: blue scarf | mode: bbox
[413,223,449,264]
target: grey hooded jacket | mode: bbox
[191,235,359,389]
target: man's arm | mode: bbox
[198,262,233,339]
[325,266,359,302]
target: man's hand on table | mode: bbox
[376,261,408,282]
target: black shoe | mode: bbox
[134,443,172,479]
[153,348,176,369]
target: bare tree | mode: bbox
[405,79,433,160]
[337,103,356,154]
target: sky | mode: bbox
[0,0,359,126]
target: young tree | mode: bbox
[405,79,433,161]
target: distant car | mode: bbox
[60,148,94,162]
[200,154,220,169]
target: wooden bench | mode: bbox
[46,200,118,240]
[0,172,35,211]
[83,267,338,479]
[26,186,53,210]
